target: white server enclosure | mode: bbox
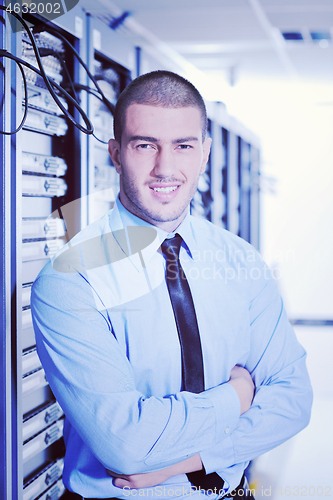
[1,7,82,500]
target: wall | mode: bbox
[223,79,333,320]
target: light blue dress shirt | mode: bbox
[31,198,312,499]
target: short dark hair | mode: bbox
[114,70,208,143]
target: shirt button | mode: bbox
[224,428,230,434]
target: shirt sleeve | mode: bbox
[199,259,313,475]
[31,266,240,475]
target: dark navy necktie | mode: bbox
[161,235,204,393]
[161,235,225,491]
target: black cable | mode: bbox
[39,48,78,101]
[76,84,115,144]
[74,83,105,102]
[1,7,116,137]
[92,133,109,145]
[0,48,93,134]
[1,51,111,144]
[0,53,28,135]
[0,5,94,134]
[0,49,95,133]
[46,27,116,116]
[29,31,116,118]
[74,84,113,144]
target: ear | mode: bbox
[200,137,212,174]
[108,139,121,174]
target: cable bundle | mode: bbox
[0,6,116,136]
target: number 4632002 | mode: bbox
[6,3,61,15]
[277,486,331,496]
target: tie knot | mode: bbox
[161,234,183,261]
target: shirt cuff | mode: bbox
[199,434,235,476]
[204,383,240,444]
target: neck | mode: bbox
[118,194,188,234]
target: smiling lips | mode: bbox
[152,186,178,193]
[149,184,181,199]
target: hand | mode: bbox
[107,454,203,489]
[228,365,255,414]
[107,469,174,489]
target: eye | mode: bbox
[177,144,192,150]
[136,143,153,149]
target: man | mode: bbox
[31,71,312,500]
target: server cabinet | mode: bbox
[198,106,260,251]
[19,18,79,500]
[1,6,85,498]
[238,137,251,243]
[221,127,229,229]
[191,118,213,221]
[250,145,260,251]
[86,43,131,224]
[238,137,260,249]
[1,7,16,500]
[210,123,229,229]
[82,13,131,225]
[226,130,240,236]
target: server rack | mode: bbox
[190,118,213,221]
[210,122,229,230]
[250,145,260,250]
[1,9,15,500]
[238,137,251,243]
[20,18,78,500]
[237,136,260,249]
[1,7,85,499]
[87,46,131,223]
[202,103,260,249]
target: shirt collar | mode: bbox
[171,211,196,260]
[109,197,197,263]
[110,197,166,265]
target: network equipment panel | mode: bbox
[220,127,229,229]
[237,137,260,247]
[206,101,260,249]
[3,9,84,500]
[191,119,213,221]
[88,48,131,223]
[23,459,65,500]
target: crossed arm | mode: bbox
[108,366,255,489]
[32,262,312,490]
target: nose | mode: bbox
[152,147,176,179]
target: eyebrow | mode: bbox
[172,137,199,144]
[129,135,199,144]
[129,135,159,143]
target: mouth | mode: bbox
[151,186,179,193]
[149,184,181,200]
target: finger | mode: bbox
[114,477,128,488]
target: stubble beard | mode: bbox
[120,167,199,225]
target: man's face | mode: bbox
[108,103,211,232]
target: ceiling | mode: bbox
[85,0,333,88]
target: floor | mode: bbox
[249,326,333,500]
